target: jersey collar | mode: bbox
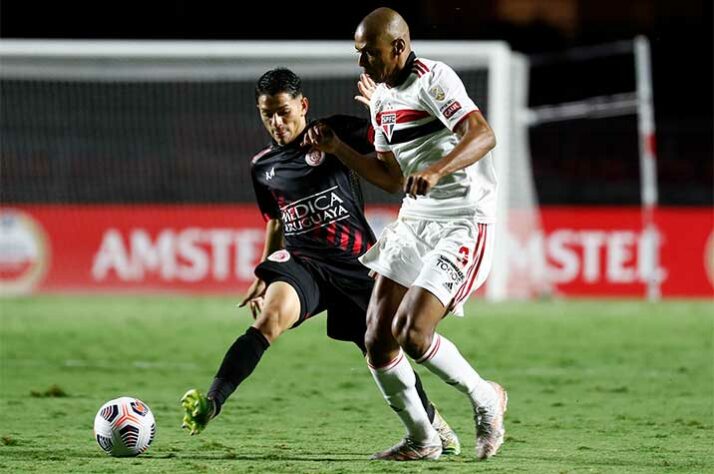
[390,51,416,88]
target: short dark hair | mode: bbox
[255,68,303,101]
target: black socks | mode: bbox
[206,326,436,424]
[413,371,436,423]
[207,326,270,416]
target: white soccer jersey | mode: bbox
[370,54,498,222]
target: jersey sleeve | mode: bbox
[250,166,280,222]
[418,62,479,132]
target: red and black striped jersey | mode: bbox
[250,115,376,263]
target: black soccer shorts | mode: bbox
[254,249,373,347]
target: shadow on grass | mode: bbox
[1,448,481,464]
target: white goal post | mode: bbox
[0,39,543,301]
[525,37,660,300]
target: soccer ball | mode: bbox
[93,396,156,457]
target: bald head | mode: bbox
[354,8,412,85]
[356,7,411,46]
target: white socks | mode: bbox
[416,334,498,408]
[368,350,439,444]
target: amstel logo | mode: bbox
[0,210,49,295]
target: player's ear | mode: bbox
[392,38,406,56]
[300,96,309,117]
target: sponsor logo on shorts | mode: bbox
[268,250,291,263]
[440,100,462,119]
[305,149,325,167]
[436,255,465,290]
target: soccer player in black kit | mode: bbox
[181,68,461,456]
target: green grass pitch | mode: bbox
[1,296,712,473]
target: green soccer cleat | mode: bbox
[180,388,215,435]
[433,406,461,456]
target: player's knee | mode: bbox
[393,313,431,359]
[253,308,290,343]
[364,318,386,356]
[365,310,399,366]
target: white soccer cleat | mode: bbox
[474,381,508,460]
[370,436,442,461]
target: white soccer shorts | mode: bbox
[359,216,494,315]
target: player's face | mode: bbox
[256,92,309,146]
[355,34,396,84]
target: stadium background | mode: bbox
[1,0,712,299]
[0,2,712,473]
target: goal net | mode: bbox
[0,40,546,300]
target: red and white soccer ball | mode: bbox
[93,396,156,457]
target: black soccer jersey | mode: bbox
[250,115,377,264]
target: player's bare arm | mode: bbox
[404,111,496,197]
[239,218,284,317]
[302,122,404,194]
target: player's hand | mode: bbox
[247,297,264,319]
[301,121,340,154]
[404,168,442,198]
[354,73,377,108]
[239,278,267,319]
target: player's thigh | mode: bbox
[252,281,302,342]
[324,279,372,349]
[365,273,408,349]
[252,250,324,341]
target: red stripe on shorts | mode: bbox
[452,224,483,304]
[455,224,488,306]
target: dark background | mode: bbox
[2,0,711,205]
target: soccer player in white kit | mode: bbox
[303,7,507,461]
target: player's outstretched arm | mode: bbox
[403,111,496,197]
[302,122,403,194]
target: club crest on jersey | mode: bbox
[305,149,326,167]
[381,112,397,142]
[267,249,291,263]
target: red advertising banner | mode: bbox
[1,205,712,298]
[538,207,714,297]
[0,206,266,295]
